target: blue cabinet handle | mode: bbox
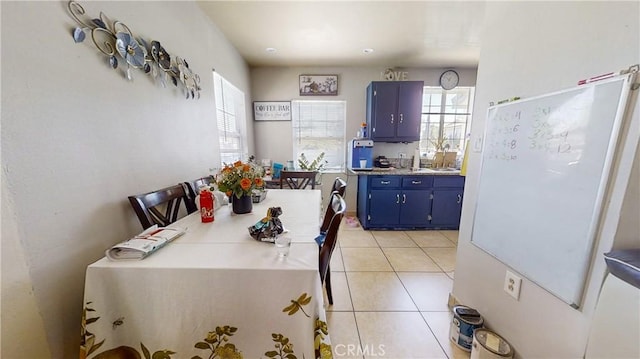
[390,114,394,124]
[457,194,462,204]
[411,180,422,185]
[402,194,406,204]
[381,180,390,185]
[396,194,400,203]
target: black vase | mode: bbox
[232,195,253,214]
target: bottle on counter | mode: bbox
[412,148,421,170]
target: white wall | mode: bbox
[250,66,477,211]
[453,2,639,358]
[2,171,52,358]
[251,66,477,163]
[0,1,251,357]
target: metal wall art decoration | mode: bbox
[299,75,338,96]
[67,1,201,99]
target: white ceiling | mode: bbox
[197,1,485,68]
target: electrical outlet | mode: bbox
[504,270,522,300]
[399,152,407,159]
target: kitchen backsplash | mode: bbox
[372,142,461,169]
[379,156,455,169]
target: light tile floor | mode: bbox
[325,218,470,359]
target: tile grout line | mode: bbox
[374,230,453,358]
[331,227,364,358]
[416,232,455,274]
[398,231,453,359]
[411,230,457,359]
[331,224,459,359]
[375,229,457,359]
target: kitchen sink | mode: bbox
[411,168,458,173]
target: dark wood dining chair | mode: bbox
[184,175,215,202]
[314,190,340,245]
[128,183,197,230]
[279,170,317,189]
[315,178,347,246]
[318,193,346,305]
[330,177,347,197]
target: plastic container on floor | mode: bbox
[471,329,514,359]
[450,305,483,351]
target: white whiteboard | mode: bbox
[471,74,635,306]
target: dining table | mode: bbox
[80,189,332,359]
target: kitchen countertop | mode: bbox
[348,167,461,176]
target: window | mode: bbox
[213,72,248,165]
[419,86,475,158]
[291,100,346,171]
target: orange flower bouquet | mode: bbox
[216,160,265,199]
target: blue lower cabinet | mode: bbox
[431,176,464,229]
[367,189,432,227]
[369,190,401,226]
[400,190,432,226]
[431,189,463,227]
[358,174,464,230]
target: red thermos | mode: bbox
[199,189,214,223]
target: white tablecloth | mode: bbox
[80,190,332,359]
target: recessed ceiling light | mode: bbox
[363,48,374,54]
[265,47,277,53]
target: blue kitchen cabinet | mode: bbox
[368,189,432,227]
[430,176,465,228]
[358,175,433,229]
[368,189,401,226]
[365,176,402,227]
[366,81,424,142]
[358,174,464,230]
[400,189,433,225]
[399,177,432,226]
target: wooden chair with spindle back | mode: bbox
[314,178,347,247]
[184,175,216,202]
[128,183,197,230]
[330,177,347,197]
[318,193,346,305]
[279,170,317,189]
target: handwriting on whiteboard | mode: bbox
[529,106,573,154]
[486,105,576,162]
[486,110,520,161]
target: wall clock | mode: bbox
[439,70,459,90]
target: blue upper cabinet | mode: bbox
[366,81,424,142]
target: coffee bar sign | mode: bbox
[253,101,291,121]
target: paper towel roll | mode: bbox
[413,148,420,169]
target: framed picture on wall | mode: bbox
[253,101,291,121]
[299,74,338,96]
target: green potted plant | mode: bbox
[297,152,327,184]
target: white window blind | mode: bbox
[291,100,346,171]
[213,72,247,165]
